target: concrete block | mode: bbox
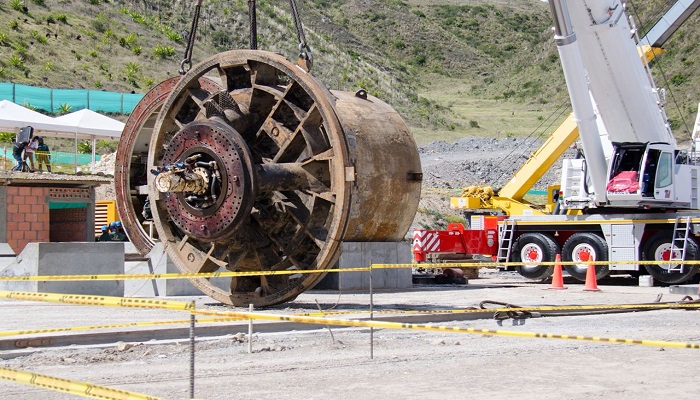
[315,242,412,290]
[124,242,229,297]
[639,275,654,287]
[0,242,124,296]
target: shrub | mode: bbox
[132,45,142,55]
[31,31,48,44]
[77,140,92,154]
[670,74,688,86]
[124,62,140,85]
[9,55,24,69]
[166,31,183,43]
[9,20,20,31]
[43,61,55,71]
[96,139,117,154]
[92,14,109,33]
[56,103,72,115]
[153,44,175,59]
[10,0,25,12]
[55,14,68,23]
[0,32,8,46]
[119,33,138,48]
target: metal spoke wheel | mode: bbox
[115,77,222,254]
[642,231,699,284]
[512,232,559,280]
[561,232,610,281]
[143,50,421,307]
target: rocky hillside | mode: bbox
[1,0,698,141]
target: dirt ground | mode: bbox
[2,270,700,400]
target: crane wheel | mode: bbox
[642,231,699,284]
[512,232,559,281]
[561,232,610,281]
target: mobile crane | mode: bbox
[413,0,700,285]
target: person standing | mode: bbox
[23,137,38,172]
[11,140,28,172]
[36,137,51,173]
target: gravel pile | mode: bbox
[419,136,577,190]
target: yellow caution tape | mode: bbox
[0,258,696,283]
[0,267,371,281]
[0,291,193,310]
[0,366,162,400]
[296,301,700,317]
[193,309,700,349]
[0,317,242,338]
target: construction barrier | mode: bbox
[191,309,700,350]
[0,291,192,310]
[0,366,161,400]
[0,259,698,283]
[0,317,242,338]
[2,290,700,350]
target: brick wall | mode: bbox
[6,186,50,253]
[49,208,88,242]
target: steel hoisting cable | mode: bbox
[627,0,694,142]
[248,0,258,50]
[288,0,313,71]
[179,0,203,75]
[487,99,572,188]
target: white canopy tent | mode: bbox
[0,101,125,172]
[54,109,125,172]
[0,100,67,132]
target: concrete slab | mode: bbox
[316,242,412,290]
[124,242,229,297]
[0,242,124,296]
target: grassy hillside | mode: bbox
[0,0,698,146]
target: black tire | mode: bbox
[512,233,559,280]
[561,232,610,282]
[642,231,699,284]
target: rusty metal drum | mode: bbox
[116,50,421,307]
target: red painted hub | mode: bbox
[160,119,256,241]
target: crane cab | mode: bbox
[606,142,699,209]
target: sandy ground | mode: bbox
[2,270,700,399]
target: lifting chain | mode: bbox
[179,0,204,75]
[179,0,313,74]
[288,0,313,72]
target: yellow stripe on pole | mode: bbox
[0,366,163,400]
[192,309,700,350]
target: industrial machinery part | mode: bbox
[119,50,421,307]
[115,76,222,254]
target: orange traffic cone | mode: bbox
[548,254,567,290]
[583,256,601,292]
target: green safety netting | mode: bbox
[49,202,88,210]
[0,149,101,165]
[0,82,144,114]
